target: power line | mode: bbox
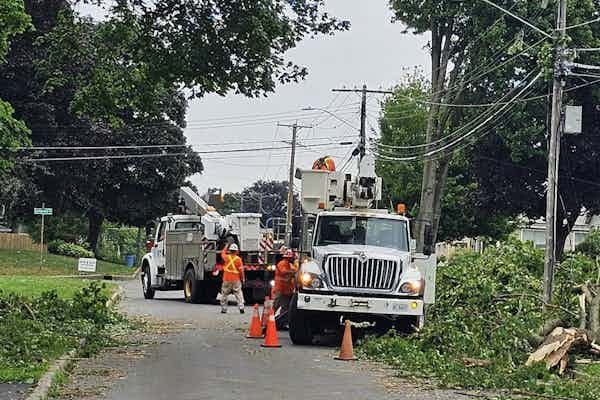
[11,135,355,151]
[480,0,553,38]
[372,69,541,152]
[564,16,600,30]
[371,71,542,161]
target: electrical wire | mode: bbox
[480,0,553,38]
[564,16,600,30]
[371,71,542,161]
[373,68,542,151]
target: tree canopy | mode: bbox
[0,0,31,174]
[386,0,600,255]
[376,75,514,242]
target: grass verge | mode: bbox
[0,281,124,384]
[0,249,134,276]
[0,276,115,298]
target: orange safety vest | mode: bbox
[274,259,297,296]
[221,248,244,282]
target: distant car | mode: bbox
[0,225,12,233]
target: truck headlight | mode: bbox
[298,259,325,289]
[300,272,323,289]
[400,280,423,295]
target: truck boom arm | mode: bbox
[179,187,219,217]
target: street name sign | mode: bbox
[34,208,53,216]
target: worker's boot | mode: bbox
[239,306,245,314]
[221,307,227,314]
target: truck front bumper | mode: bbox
[296,293,424,316]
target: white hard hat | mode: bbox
[229,243,239,252]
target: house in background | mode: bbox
[518,214,600,251]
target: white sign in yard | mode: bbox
[78,258,97,273]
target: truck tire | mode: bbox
[141,265,155,300]
[288,294,314,345]
[183,269,202,304]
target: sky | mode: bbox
[184,0,430,194]
[81,1,431,194]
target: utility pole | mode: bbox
[543,0,568,305]
[333,86,393,162]
[278,122,312,247]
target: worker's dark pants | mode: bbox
[273,293,292,330]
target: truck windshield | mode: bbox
[315,216,409,251]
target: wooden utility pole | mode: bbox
[544,0,568,305]
[278,122,312,247]
[332,86,393,162]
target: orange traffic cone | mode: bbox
[335,320,356,360]
[261,308,281,348]
[247,304,263,339]
[261,296,271,331]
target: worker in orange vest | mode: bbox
[312,156,336,171]
[220,243,246,314]
[273,249,298,329]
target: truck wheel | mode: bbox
[142,266,155,300]
[183,269,201,304]
[288,294,314,345]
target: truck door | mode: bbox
[153,221,167,274]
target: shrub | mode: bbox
[360,239,600,398]
[575,229,600,259]
[0,282,120,383]
[47,239,66,254]
[54,242,94,258]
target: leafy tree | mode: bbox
[214,193,241,215]
[0,2,202,252]
[387,0,597,257]
[0,0,31,174]
[43,0,349,126]
[376,75,514,241]
[240,180,300,228]
[459,0,600,259]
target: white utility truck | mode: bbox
[288,155,437,344]
[140,187,277,304]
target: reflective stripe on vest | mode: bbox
[224,256,240,274]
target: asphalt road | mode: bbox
[99,280,465,400]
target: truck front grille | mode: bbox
[326,255,399,291]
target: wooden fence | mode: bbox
[0,233,46,252]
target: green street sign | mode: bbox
[34,208,53,216]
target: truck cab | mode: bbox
[288,156,436,345]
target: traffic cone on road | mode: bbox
[261,308,282,348]
[261,296,271,331]
[246,304,263,339]
[335,320,357,361]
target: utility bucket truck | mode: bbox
[140,187,279,304]
[288,155,437,345]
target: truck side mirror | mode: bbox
[423,224,434,256]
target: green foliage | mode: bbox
[376,75,514,241]
[28,212,88,244]
[576,229,600,260]
[0,0,31,62]
[0,0,31,173]
[214,193,241,215]
[0,281,120,383]
[97,223,139,264]
[360,240,600,398]
[50,242,94,259]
